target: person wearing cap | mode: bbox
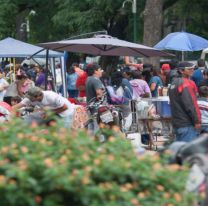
[12,87,75,127]
[169,61,201,142]
[160,63,171,86]
[85,63,105,104]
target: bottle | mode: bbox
[157,86,163,97]
[162,87,168,96]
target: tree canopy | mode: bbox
[0,0,207,44]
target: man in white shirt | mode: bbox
[12,87,75,127]
[0,69,9,101]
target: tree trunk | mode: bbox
[143,0,164,67]
[16,11,28,41]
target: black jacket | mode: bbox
[168,77,201,129]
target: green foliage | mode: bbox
[0,0,208,44]
[0,0,17,39]
[0,119,195,206]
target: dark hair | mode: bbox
[111,71,123,87]
[143,63,153,70]
[86,63,100,76]
[11,96,22,103]
[16,69,28,80]
[199,86,208,97]
[152,67,160,76]
[72,63,79,67]
[67,66,75,74]
[142,70,152,83]
[197,59,205,67]
[203,69,208,76]
[131,70,142,79]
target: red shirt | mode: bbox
[76,72,87,97]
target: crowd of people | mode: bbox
[0,57,208,144]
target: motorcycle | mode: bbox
[85,95,123,142]
[167,133,208,206]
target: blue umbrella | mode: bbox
[154,31,208,51]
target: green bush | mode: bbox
[0,119,195,206]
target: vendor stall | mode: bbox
[134,96,173,150]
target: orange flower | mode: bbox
[93,158,101,165]
[39,139,47,144]
[59,156,67,164]
[44,158,53,168]
[173,193,182,202]
[99,123,105,129]
[163,192,171,199]
[120,186,129,192]
[17,133,24,139]
[17,160,28,171]
[137,192,146,198]
[11,143,17,148]
[21,146,29,153]
[1,146,9,153]
[107,155,115,161]
[71,169,79,176]
[30,121,38,128]
[81,176,90,185]
[31,136,38,142]
[34,196,42,204]
[82,153,90,161]
[108,136,115,142]
[153,163,162,170]
[166,164,181,171]
[130,198,140,205]
[112,125,120,132]
[83,166,92,172]
[65,149,71,155]
[156,185,165,191]
[0,175,6,185]
[125,183,133,189]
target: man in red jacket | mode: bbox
[169,62,201,142]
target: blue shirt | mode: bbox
[66,73,78,90]
[121,78,133,99]
[191,68,206,87]
[149,76,163,97]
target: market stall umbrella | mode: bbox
[0,37,63,58]
[39,35,174,57]
[154,31,208,60]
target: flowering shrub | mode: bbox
[0,119,194,206]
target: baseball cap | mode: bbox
[86,63,101,70]
[178,62,195,70]
[161,63,170,71]
[26,87,43,99]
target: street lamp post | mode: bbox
[122,0,137,42]
[20,10,36,42]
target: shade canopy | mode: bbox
[39,35,174,57]
[0,37,63,58]
[154,31,208,51]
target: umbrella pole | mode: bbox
[13,58,16,81]
[45,49,49,90]
[182,51,185,61]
